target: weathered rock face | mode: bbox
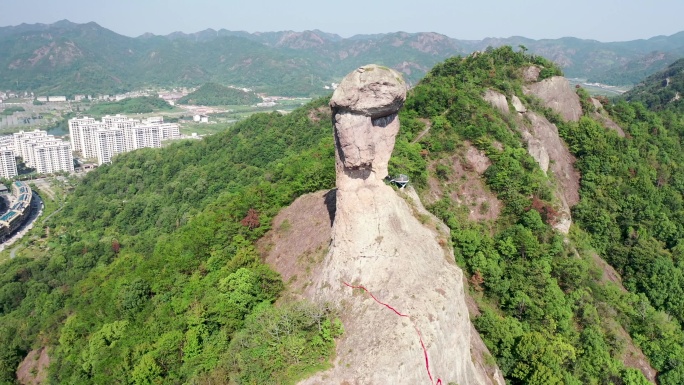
[330,65,406,188]
[524,76,582,122]
[484,89,525,115]
[16,347,49,385]
[483,89,510,114]
[523,112,580,234]
[482,88,579,234]
[299,65,498,385]
[590,97,626,137]
[330,65,406,118]
[511,95,526,113]
[523,65,541,82]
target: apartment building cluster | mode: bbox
[0,130,74,179]
[0,136,17,179]
[68,115,180,165]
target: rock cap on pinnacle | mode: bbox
[330,65,407,118]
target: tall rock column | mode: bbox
[300,65,493,385]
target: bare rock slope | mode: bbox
[425,143,502,222]
[293,65,499,384]
[16,348,49,385]
[484,88,579,234]
[524,76,582,122]
[482,82,656,381]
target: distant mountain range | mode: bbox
[1,20,683,97]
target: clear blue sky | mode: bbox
[1,0,682,42]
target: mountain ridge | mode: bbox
[1,20,684,96]
[622,57,684,112]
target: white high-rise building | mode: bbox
[33,142,74,174]
[125,125,161,152]
[159,123,181,140]
[0,148,17,179]
[103,114,138,130]
[95,128,125,165]
[24,137,62,168]
[13,130,48,161]
[68,115,181,165]
[68,116,96,154]
[0,136,14,149]
[9,130,73,175]
[78,123,104,159]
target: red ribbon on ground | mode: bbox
[343,282,442,385]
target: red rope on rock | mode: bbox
[344,281,443,385]
[343,282,408,317]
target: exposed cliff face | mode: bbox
[591,97,626,137]
[483,89,509,114]
[523,111,580,233]
[16,348,49,385]
[524,76,582,122]
[481,84,657,382]
[484,89,579,234]
[260,188,504,385]
[285,65,499,384]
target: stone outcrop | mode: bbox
[590,97,626,137]
[511,95,526,113]
[524,76,582,122]
[522,65,540,82]
[16,348,49,385]
[425,144,502,223]
[482,85,579,234]
[328,65,406,186]
[298,65,498,385]
[483,89,509,114]
[483,90,525,115]
[523,112,580,233]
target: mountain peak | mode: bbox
[51,19,76,27]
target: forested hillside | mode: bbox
[85,96,174,116]
[395,47,684,384]
[623,58,684,113]
[2,47,684,384]
[177,83,261,106]
[0,99,341,384]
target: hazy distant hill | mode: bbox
[1,20,684,96]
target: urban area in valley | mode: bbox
[0,86,314,252]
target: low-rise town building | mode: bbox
[192,114,210,123]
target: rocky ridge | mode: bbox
[484,76,580,234]
[294,65,499,384]
[482,72,657,381]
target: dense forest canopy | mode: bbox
[1,46,684,384]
